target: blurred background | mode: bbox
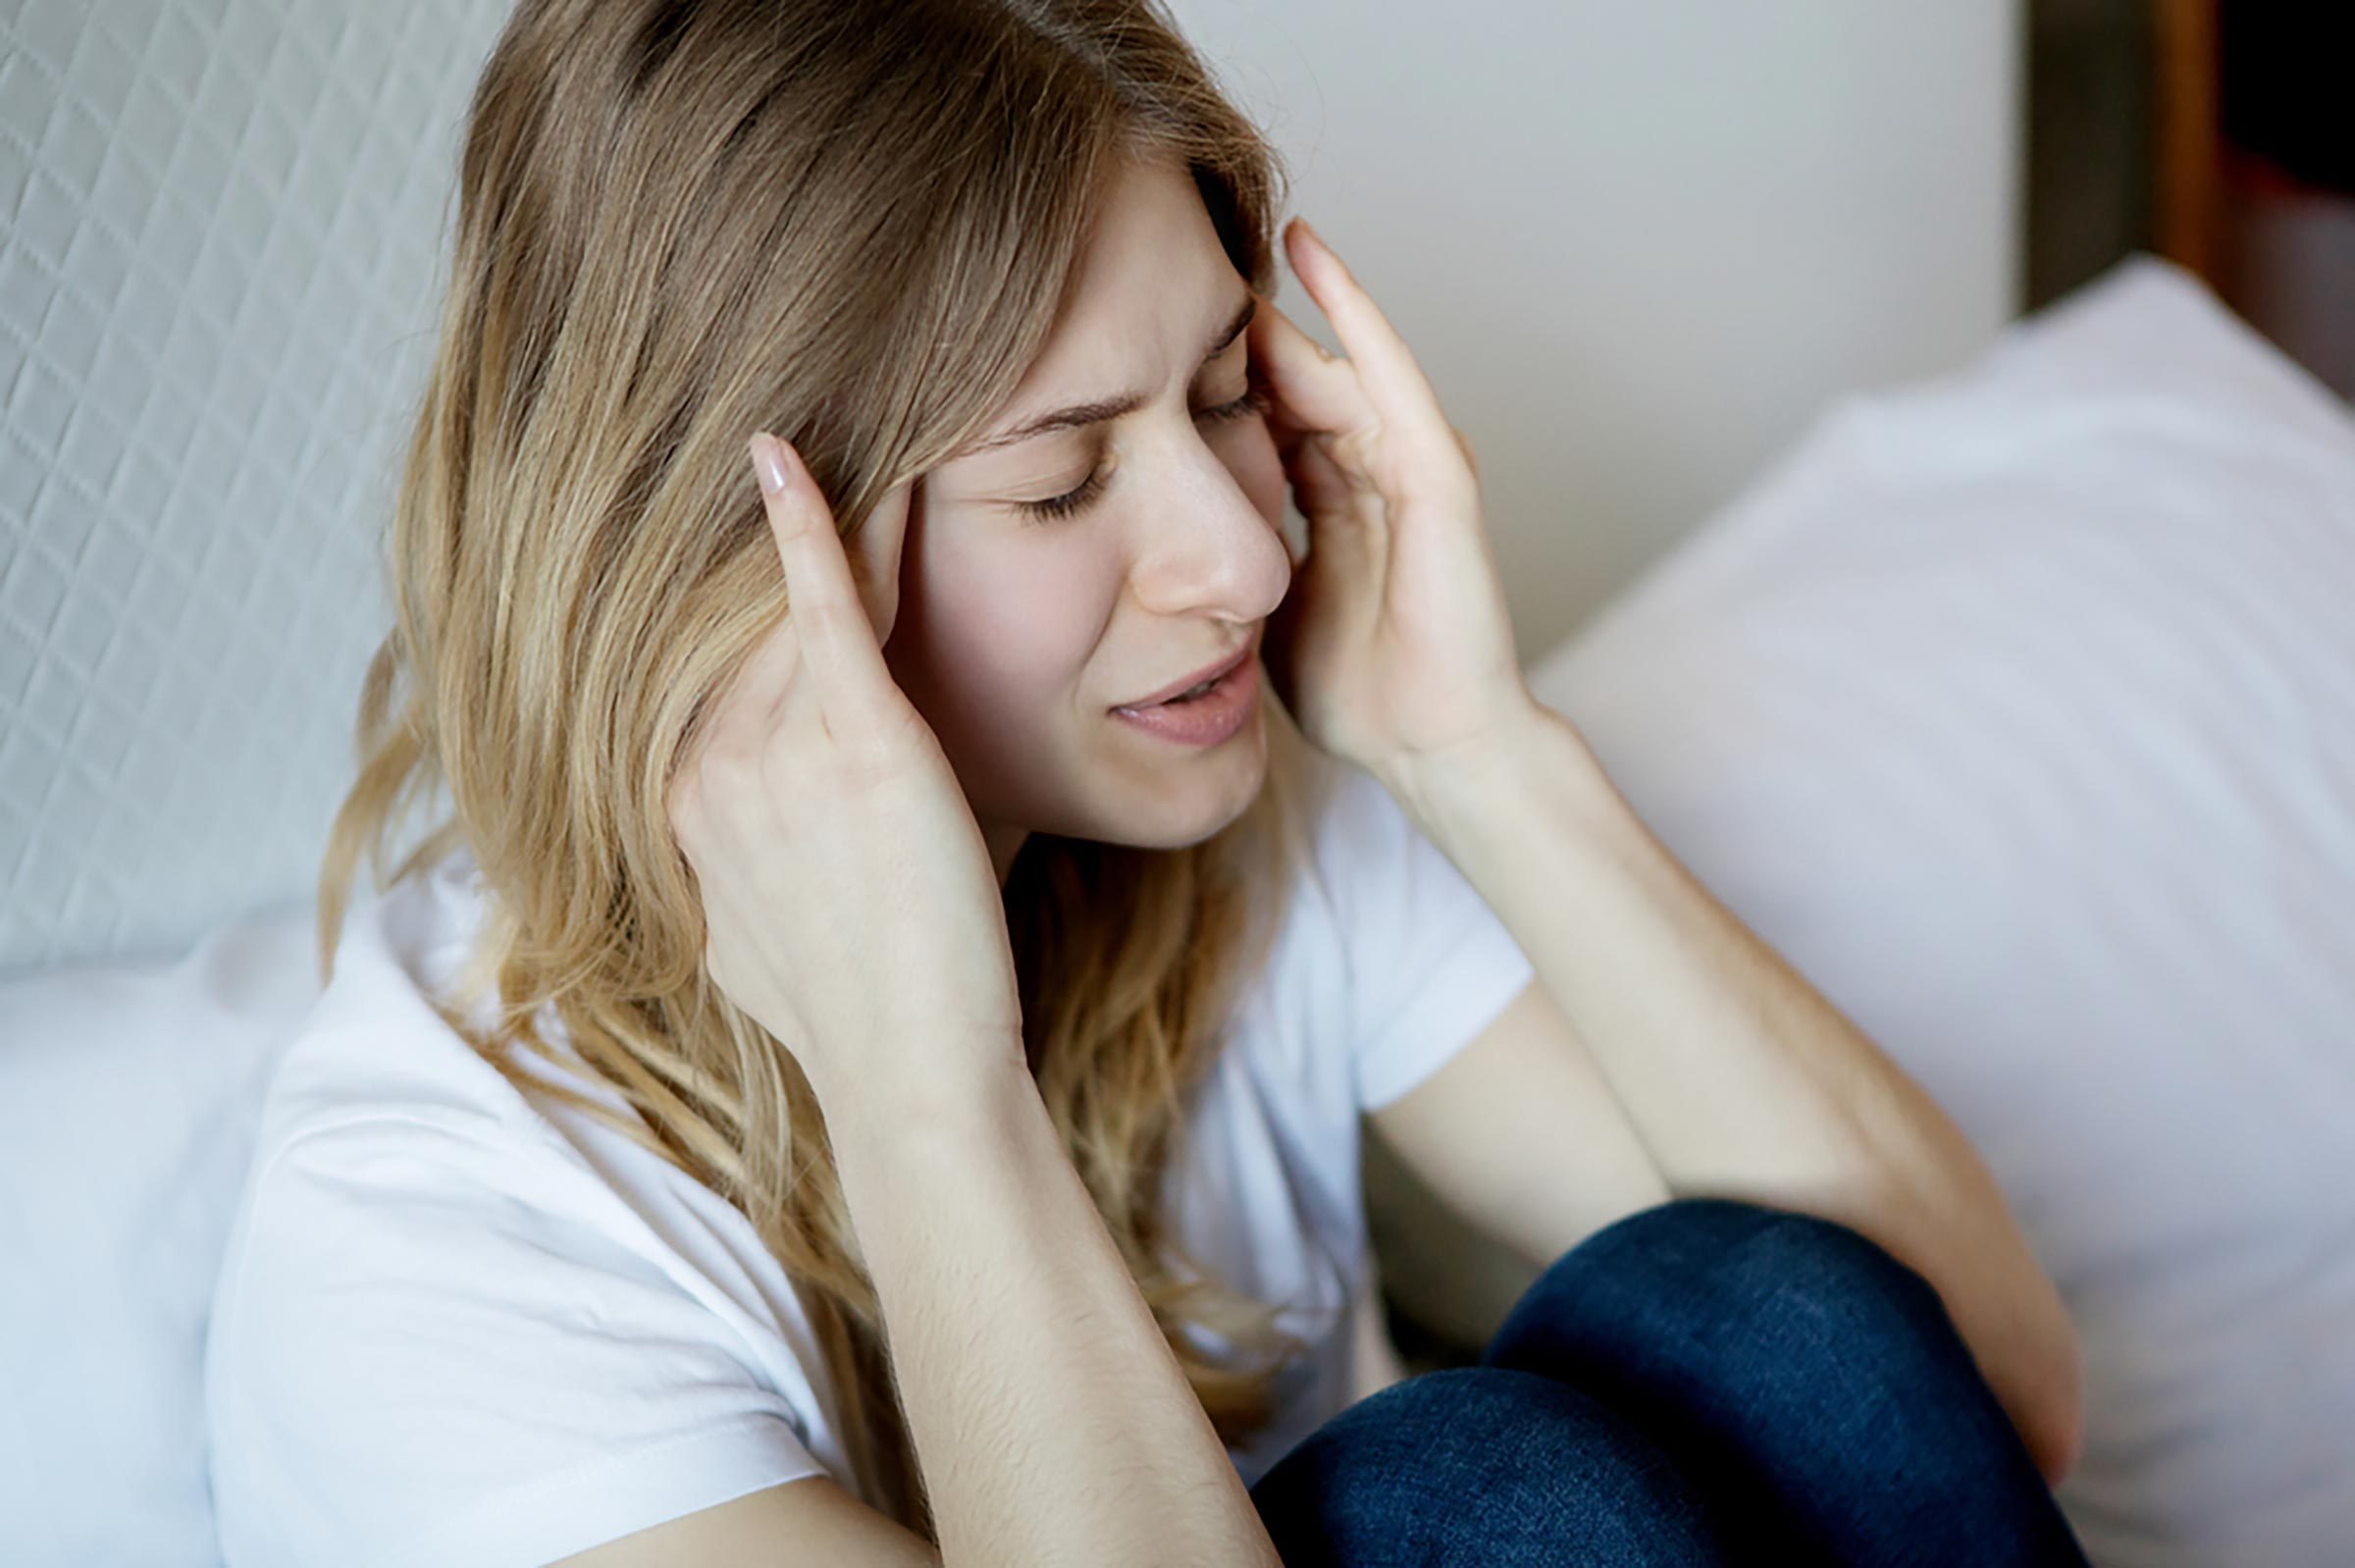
[2028,0,2349,386]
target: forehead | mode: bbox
[999,158,1240,403]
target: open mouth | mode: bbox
[1159,673,1225,705]
[1109,652,1261,746]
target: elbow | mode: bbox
[2030,1394,2085,1490]
[2023,1312,2087,1489]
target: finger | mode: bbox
[1246,291,1378,444]
[1294,434,1387,572]
[1279,218,1466,478]
[750,432,898,733]
[671,614,804,852]
[1289,430,1367,519]
[842,475,917,650]
[691,570,805,766]
[1451,423,1482,485]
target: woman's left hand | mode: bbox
[1249,217,1539,791]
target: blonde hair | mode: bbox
[317,0,1334,1540]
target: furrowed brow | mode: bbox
[959,291,1257,457]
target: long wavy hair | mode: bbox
[314,0,1334,1542]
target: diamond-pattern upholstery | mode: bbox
[1,0,509,972]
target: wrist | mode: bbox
[805,1032,1036,1146]
[1380,700,1607,843]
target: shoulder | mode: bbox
[206,1092,840,1559]
[1285,751,1486,943]
[203,859,845,1565]
[1214,749,1532,1113]
[1248,749,1427,993]
[1284,753,1536,1114]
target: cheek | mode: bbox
[897,525,1121,719]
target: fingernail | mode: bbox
[751,432,792,495]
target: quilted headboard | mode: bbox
[0,0,508,972]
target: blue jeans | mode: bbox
[1248,1197,2092,1565]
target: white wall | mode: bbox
[1171,0,2025,655]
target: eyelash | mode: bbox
[1017,383,1274,522]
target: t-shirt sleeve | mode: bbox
[204,1113,831,1568]
[1315,761,1538,1113]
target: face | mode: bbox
[883,156,1293,883]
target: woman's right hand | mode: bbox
[665,433,1026,1108]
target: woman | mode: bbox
[202,0,2094,1562]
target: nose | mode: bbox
[1123,444,1293,625]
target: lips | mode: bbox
[1115,628,1262,710]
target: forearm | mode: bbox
[813,1052,1284,1568]
[1385,707,2083,1480]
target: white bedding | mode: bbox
[1,901,316,1564]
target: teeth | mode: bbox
[1168,676,1217,704]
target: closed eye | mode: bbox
[1016,382,1273,523]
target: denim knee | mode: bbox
[1476,1197,2088,1566]
[1248,1365,1738,1567]
[1485,1196,1954,1393]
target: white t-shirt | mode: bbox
[203,758,1536,1566]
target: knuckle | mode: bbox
[841,701,929,782]
[1330,425,1382,473]
[758,713,810,778]
[831,713,903,779]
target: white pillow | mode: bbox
[1526,254,2355,1568]
[0,903,320,1565]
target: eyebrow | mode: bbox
[959,291,1257,457]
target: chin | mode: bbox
[1120,797,1254,851]
[1043,713,1271,851]
[1112,725,1270,849]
